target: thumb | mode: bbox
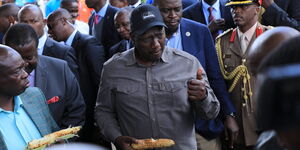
[197,68,203,80]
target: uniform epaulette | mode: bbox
[216,28,234,39]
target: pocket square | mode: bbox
[47,96,60,104]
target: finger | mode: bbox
[197,68,202,80]
[229,132,234,148]
[189,79,201,85]
[188,90,206,97]
[188,84,203,90]
[224,128,228,141]
[188,95,197,100]
[233,131,239,143]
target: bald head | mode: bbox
[47,8,74,41]
[0,3,20,34]
[0,44,22,75]
[18,4,46,38]
[0,3,20,18]
[248,27,300,75]
[47,8,72,23]
[0,44,29,97]
[0,44,20,66]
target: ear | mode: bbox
[62,17,67,25]
[43,18,47,27]
[7,16,15,24]
[130,32,136,45]
[255,6,261,14]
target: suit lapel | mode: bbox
[20,88,50,136]
[71,31,80,50]
[35,57,47,93]
[230,33,243,58]
[220,0,226,19]
[195,2,206,24]
[180,20,194,55]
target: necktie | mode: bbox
[208,7,215,23]
[240,34,247,54]
[94,14,100,24]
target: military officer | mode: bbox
[215,0,272,149]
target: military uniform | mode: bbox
[216,23,272,147]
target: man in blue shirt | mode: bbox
[0,44,59,150]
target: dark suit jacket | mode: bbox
[0,87,60,150]
[183,0,235,31]
[182,0,198,9]
[180,18,236,139]
[109,39,133,58]
[43,37,79,78]
[71,31,105,130]
[35,55,85,129]
[88,5,122,59]
[146,0,196,9]
[262,0,300,31]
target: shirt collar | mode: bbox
[94,2,109,18]
[65,29,77,46]
[0,96,23,113]
[168,24,181,39]
[133,0,142,7]
[38,33,47,55]
[126,47,170,66]
[237,22,258,41]
[202,0,220,12]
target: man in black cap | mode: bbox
[215,0,272,149]
[94,4,220,150]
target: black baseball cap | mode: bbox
[130,4,166,35]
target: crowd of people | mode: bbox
[1,0,300,150]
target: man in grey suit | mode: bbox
[0,45,59,150]
[3,23,85,130]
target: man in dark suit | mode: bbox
[86,0,121,59]
[261,0,300,31]
[47,9,106,143]
[18,4,79,77]
[154,0,238,149]
[183,0,236,40]
[0,45,59,150]
[4,23,85,130]
[109,7,133,57]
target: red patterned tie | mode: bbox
[94,14,100,24]
[208,6,218,40]
[208,7,215,23]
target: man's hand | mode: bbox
[208,18,226,34]
[188,68,207,101]
[115,136,138,150]
[261,0,274,8]
[224,115,239,149]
